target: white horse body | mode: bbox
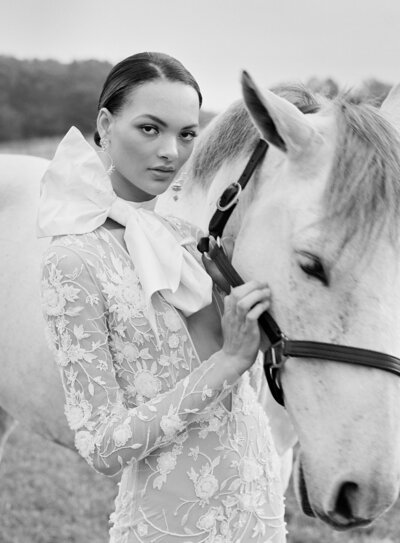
[1,75,400,531]
[0,155,74,446]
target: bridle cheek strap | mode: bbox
[198,139,400,408]
[197,140,269,254]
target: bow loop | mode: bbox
[37,126,116,237]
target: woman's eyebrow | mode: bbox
[137,114,199,129]
[139,114,167,127]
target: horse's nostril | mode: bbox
[335,481,359,520]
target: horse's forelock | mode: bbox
[187,84,320,190]
[324,97,400,249]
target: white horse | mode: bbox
[1,73,400,531]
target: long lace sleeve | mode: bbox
[41,241,241,477]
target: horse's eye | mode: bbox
[297,252,329,286]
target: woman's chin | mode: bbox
[150,183,173,195]
[139,176,174,197]
[111,170,172,201]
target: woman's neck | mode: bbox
[111,170,155,202]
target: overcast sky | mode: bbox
[2,0,399,111]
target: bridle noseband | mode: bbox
[197,139,400,407]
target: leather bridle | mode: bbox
[197,139,400,406]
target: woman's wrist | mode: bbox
[214,348,254,380]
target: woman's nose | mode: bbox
[157,137,178,161]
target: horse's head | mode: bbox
[239,74,400,529]
[183,75,400,529]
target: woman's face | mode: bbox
[98,80,200,201]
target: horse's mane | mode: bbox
[187,83,400,247]
[326,97,400,246]
[188,84,320,187]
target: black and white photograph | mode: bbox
[0,1,400,541]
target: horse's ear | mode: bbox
[380,84,400,134]
[241,71,316,156]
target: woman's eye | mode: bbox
[140,125,159,135]
[180,131,197,142]
[298,252,329,286]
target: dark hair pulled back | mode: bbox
[94,52,202,146]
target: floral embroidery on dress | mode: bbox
[41,220,287,543]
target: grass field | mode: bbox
[0,425,399,543]
[0,136,64,159]
[0,137,399,542]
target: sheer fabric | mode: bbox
[41,217,286,542]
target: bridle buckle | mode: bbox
[264,335,288,407]
[268,335,288,369]
[216,182,242,211]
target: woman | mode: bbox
[38,52,286,542]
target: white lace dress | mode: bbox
[41,217,287,543]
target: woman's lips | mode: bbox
[148,167,175,180]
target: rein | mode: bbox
[197,139,400,406]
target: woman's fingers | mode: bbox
[225,281,270,317]
[230,280,268,300]
[221,279,272,362]
[224,280,268,309]
[246,299,271,321]
[235,287,270,316]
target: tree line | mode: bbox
[0,56,112,141]
[306,76,392,104]
[0,56,216,142]
[0,55,393,142]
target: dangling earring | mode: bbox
[100,136,115,176]
[171,172,187,201]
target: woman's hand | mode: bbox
[221,280,271,373]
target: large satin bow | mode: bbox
[37,127,212,334]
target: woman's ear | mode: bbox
[97,107,113,141]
